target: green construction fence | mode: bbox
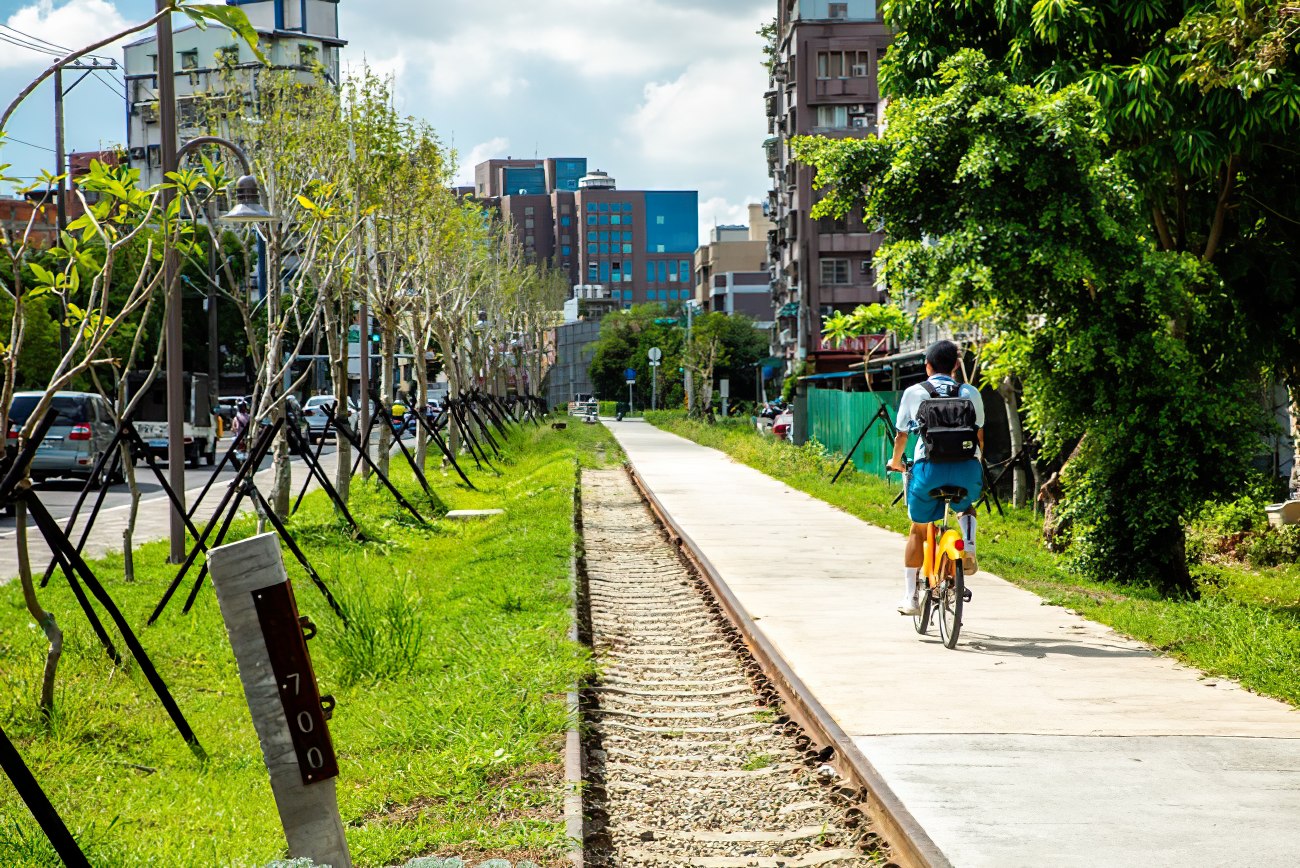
[805,386,911,478]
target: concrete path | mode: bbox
[608,420,1300,868]
[1,451,341,586]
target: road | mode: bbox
[0,444,339,543]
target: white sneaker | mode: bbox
[962,550,978,576]
[896,595,920,616]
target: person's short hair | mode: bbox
[236,401,249,412]
[925,340,960,374]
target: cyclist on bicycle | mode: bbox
[885,340,984,615]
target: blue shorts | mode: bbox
[906,458,983,524]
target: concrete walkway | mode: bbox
[1,452,338,586]
[608,420,1300,868]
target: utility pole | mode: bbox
[157,0,187,564]
[684,302,695,414]
[52,58,118,355]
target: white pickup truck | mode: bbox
[127,372,218,467]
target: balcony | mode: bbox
[814,332,888,356]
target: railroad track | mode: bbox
[578,469,893,868]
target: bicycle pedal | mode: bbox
[963,588,973,603]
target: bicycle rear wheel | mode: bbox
[937,558,964,649]
[912,580,932,634]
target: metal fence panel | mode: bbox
[806,387,906,478]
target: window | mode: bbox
[561,204,572,215]
[656,215,665,225]
[599,203,610,211]
[588,231,597,241]
[658,262,668,283]
[599,215,610,225]
[298,44,318,67]
[562,234,572,244]
[623,203,633,211]
[562,246,571,256]
[821,258,851,285]
[600,261,610,282]
[587,203,597,212]
[524,218,535,229]
[599,231,609,241]
[647,262,656,282]
[655,243,665,253]
[829,3,849,18]
[587,215,597,225]
[815,105,849,129]
[622,243,633,254]
[611,214,621,225]
[624,215,634,225]
[588,263,599,281]
[217,45,239,66]
[612,290,622,300]
[179,49,199,70]
[818,51,870,79]
[561,215,571,226]
[600,243,610,254]
[623,231,633,241]
[679,260,690,282]
[524,206,535,216]
[588,243,598,254]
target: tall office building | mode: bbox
[122,0,346,187]
[765,0,891,371]
[478,158,699,308]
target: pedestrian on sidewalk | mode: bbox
[885,340,983,615]
[231,401,251,470]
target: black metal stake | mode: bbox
[23,493,205,757]
[831,403,895,485]
[333,413,428,524]
[0,722,90,867]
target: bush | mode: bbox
[1241,525,1300,568]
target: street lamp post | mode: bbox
[156,11,272,563]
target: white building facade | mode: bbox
[123,0,345,187]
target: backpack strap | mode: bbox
[920,382,939,398]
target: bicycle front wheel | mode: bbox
[937,559,964,649]
[913,581,932,634]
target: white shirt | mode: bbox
[895,374,985,461]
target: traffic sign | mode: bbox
[624,367,637,380]
[648,347,663,362]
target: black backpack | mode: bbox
[916,381,979,462]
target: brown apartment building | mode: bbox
[766,0,891,372]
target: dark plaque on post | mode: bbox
[252,583,339,785]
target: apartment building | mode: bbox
[694,203,775,322]
[478,158,699,307]
[122,0,346,187]
[765,0,891,371]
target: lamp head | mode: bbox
[220,175,272,223]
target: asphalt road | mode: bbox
[0,444,339,541]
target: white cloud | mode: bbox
[2,0,130,69]
[454,136,510,186]
[698,196,762,246]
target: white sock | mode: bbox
[904,567,919,598]
[959,514,977,551]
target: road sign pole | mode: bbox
[652,365,657,411]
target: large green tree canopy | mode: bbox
[793,52,1262,594]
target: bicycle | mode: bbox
[891,461,971,649]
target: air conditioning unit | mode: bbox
[141,103,158,123]
[848,104,868,114]
[129,147,146,160]
[860,260,873,274]
[851,64,868,77]
[851,117,874,129]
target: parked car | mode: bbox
[772,408,794,441]
[302,395,359,444]
[7,391,122,487]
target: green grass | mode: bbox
[644,412,1300,708]
[0,420,622,867]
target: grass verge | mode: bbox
[643,412,1300,708]
[0,419,621,866]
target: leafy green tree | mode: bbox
[793,52,1261,595]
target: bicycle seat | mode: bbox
[929,485,968,502]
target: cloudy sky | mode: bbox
[0,0,772,242]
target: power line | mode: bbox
[0,31,62,58]
[0,23,115,64]
[1,134,55,153]
[92,71,127,101]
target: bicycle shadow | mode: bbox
[956,634,1154,660]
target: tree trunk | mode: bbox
[999,376,1029,509]
[414,350,429,470]
[16,499,62,723]
[1156,526,1197,599]
[1289,382,1300,500]
[120,441,139,581]
[331,353,352,507]
[378,328,395,477]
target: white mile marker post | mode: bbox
[207,532,352,867]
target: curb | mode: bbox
[565,475,586,868]
[624,461,952,868]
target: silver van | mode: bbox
[7,391,122,487]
